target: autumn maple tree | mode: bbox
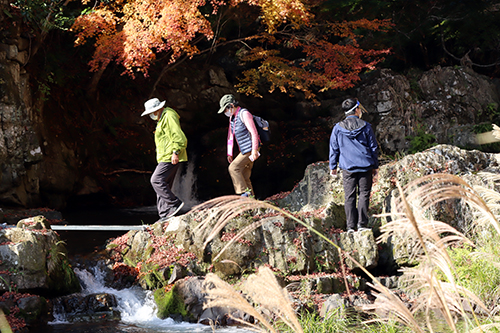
[71,0,391,98]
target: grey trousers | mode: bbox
[342,169,373,230]
[151,162,182,218]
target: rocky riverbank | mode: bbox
[1,144,499,331]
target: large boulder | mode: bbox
[113,195,378,280]
[272,144,500,268]
[113,145,500,284]
[0,215,80,295]
[0,291,49,331]
[353,67,500,155]
[375,145,500,266]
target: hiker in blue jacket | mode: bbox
[329,98,379,233]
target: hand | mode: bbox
[171,154,179,165]
[250,150,259,162]
[372,168,379,182]
[330,169,337,177]
[227,156,233,163]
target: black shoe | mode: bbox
[156,216,170,223]
[167,202,184,218]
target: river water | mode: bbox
[29,205,251,333]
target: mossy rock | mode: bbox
[47,259,81,296]
[140,263,168,290]
[16,215,51,230]
[154,286,192,321]
[17,295,48,324]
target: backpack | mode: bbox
[253,115,271,143]
[239,109,271,144]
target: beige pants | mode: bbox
[228,152,254,195]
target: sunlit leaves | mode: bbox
[72,0,215,76]
[232,0,312,32]
[237,18,392,98]
[72,0,392,96]
[72,0,313,77]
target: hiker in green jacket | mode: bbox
[142,98,187,222]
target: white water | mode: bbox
[45,158,251,332]
[172,159,201,209]
[49,266,250,333]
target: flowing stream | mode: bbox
[29,162,251,332]
[34,266,250,333]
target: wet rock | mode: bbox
[154,276,205,322]
[0,292,48,328]
[17,296,48,324]
[52,293,120,322]
[168,264,188,284]
[0,216,80,295]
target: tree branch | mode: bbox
[102,169,152,176]
[441,34,500,68]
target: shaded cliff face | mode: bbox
[0,8,44,207]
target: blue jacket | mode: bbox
[329,115,378,173]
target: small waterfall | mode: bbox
[173,157,201,208]
[50,266,249,332]
[75,267,155,323]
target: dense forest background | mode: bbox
[2,0,500,210]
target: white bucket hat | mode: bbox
[142,98,166,116]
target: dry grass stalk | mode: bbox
[204,267,303,333]
[242,267,304,333]
[0,309,12,333]
[193,195,270,251]
[204,272,277,333]
[395,174,500,235]
[470,322,500,332]
[372,173,499,332]
[195,173,500,332]
[194,195,420,331]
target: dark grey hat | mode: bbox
[218,94,236,113]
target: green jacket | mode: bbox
[155,107,188,163]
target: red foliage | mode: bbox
[108,233,130,260]
[220,232,253,246]
[0,292,37,332]
[142,231,197,269]
[72,0,391,97]
[265,191,291,201]
[112,262,139,283]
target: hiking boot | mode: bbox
[358,227,371,232]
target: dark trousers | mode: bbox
[342,170,373,230]
[151,162,182,218]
